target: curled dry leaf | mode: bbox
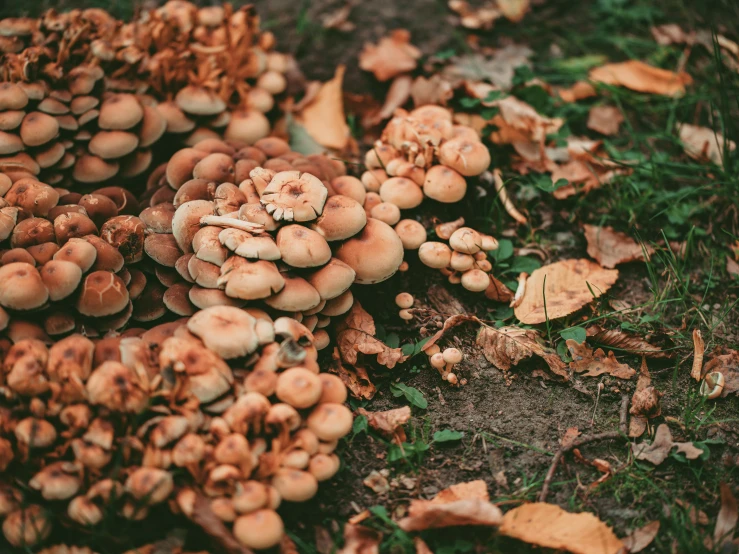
[589,60,693,96]
[397,480,503,532]
[622,521,660,553]
[422,314,480,351]
[584,225,651,269]
[629,358,662,437]
[365,75,412,126]
[493,169,527,224]
[485,273,515,303]
[561,427,581,448]
[359,30,421,82]
[489,96,563,144]
[476,325,568,379]
[442,45,533,90]
[679,123,736,166]
[586,324,671,358]
[514,259,619,325]
[410,75,454,107]
[336,302,407,369]
[498,502,623,554]
[295,65,350,150]
[568,340,635,380]
[363,470,390,494]
[713,483,738,548]
[557,81,597,103]
[631,424,703,465]
[330,347,377,400]
[321,3,355,32]
[701,348,739,397]
[497,0,530,22]
[448,0,501,30]
[691,329,705,381]
[587,106,624,136]
[357,406,411,442]
[338,524,381,554]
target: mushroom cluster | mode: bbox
[0,311,352,550]
[0,2,291,189]
[361,105,491,219]
[418,218,501,294]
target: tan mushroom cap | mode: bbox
[330,175,366,204]
[461,268,490,292]
[0,263,49,310]
[27,242,59,265]
[34,142,66,168]
[423,165,467,203]
[271,468,318,503]
[2,248,35,265]
[320,289,354,316]
[38,97,69,115]
[145,233,181,267]
[120,149,153,178]
[370,202,401,226]
[73,154,119,183]
[140,202,175,234]
[189,286,246,309]
[139,104,167,148]
[219,228,280,261]
[0,131,23,155]
[80,193,119,227]
[233,510,284,550]
[275,225,331,268]
[89,131,139,159]
[394,219,427,250]
[132,281,167,322]
[261,170,328,222]
[77,271,129,316]
[11,217,54,248]
[192,152,234,182]
[306,258,356,300]
[0,110,25,131]
[224,109,270,145]
[175,85,227,116]
[193,226,228,266]
[214,182,246,215]
[254,137,290,158]
[70,95,99,115]
[2,505,51,548]
[257,71,287,95]
[171,199,214,253]
[84,235,125,273]
[166,148,207,190]
[5,179,60,217]
[0,83,28,111]
[379,177,424,209]
[100,215,145,264]
[307,403,353,441]
[53,213,98,244]
[186,306,259,358]
[40,260,82,301]
[54,238,98,272]
[20,112,59,147]
[221,259,285,300]
[163,283,196,316]
[438,137,491,176]
[335,218,405,284]
[449,227,483,254]
[311,194,367,241]
[276,367,322,408]
[98,94,144,130]
[264,275,321,312]
[157,101,196,134]
[174,178,216,207]
[238,202,279,231]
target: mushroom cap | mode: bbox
[309,453,340,481]
[79,193,119,227]
[157,101,196,134]
[40,260,82,301]
[260,171,328,222]
[125,467,173,504]
[306,403,353,441]
[188,256,221,288]
[189,286,247,309]
[139,104,167,147]
[175,85,227,116]
[73,154,119,183]
[132,282,167,322]
[318,373,348,404]
[5,179,60,217]
[449,227,483,254]
[0,110,26,132]
[0,131,23,155]
[34,141,66,168]
[140,202,175,234]
[254,137,291,158]
[224,109,270,145]
[461,268,490,292]
[418,241,452,268]
[85,360,148,412]
[257,70,287,95]
[2,248,35,265]
[100,215,145,264]
[423,165,467,203]
[20,112,59,147]
[38,97,69,115]
[306,258,356,300]
[173,178,216,207]
[271,469,318,503]
[0,83,29,111]
[219,228,280,261]
[89,131,139,159]
[192,152,234,182]
[370,202,401,225]
[145,233,182,267]
[394,219,427,250]
[83,235,125,272]
[54,238,98,272]
[98,94,144,130]
[275,367,323,409]
[442,347,463,364]
[70,95,99,115]
[275,225,331,268]
[438,138,491,177]
[166,148,207,190]
[233,510,284,549]
[0,263,48,310]
[2,505,51,548]
[320,289,354,316]
[335,218,404,284]
[221,259,285,300]
[330,175,366,204]
[311,194,367,241]
[26,242,59,265]
[450,251,475,271]
[379,177,424,209]
[53,213,98,244]
[77,271,130,316]
[11,217,55,248]
[187,305,263,359]
[263,275,321,312]
[163,283,196,316]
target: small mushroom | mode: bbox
[275,367,323,409]
[700,372,725,399]
[306,403,353,441]
[187,305,265,359]
[2,505,51,548]
[233,509,284,549]
[260,170,328,222]
[125,467,174,505]
[418,242,452,269]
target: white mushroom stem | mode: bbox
[493,169,528,225]
[200,215,265,234]
[510,272,528,308]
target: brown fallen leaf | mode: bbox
[676,499,710,526]
[489,96,564,144]
[713,483,738,548]
[651,24,691,46]
[363,470,390,494]
[410,75,454,107]
[485,273,516,303]
[422,314,479,351]
[497,0,530,22]
[476,324,568,379]
[414,537,433,554]
[443,45,533,90]
[631,424,703,465]
[551,146,628,200]
[280,534,299,554]
[557,81,598,103]
[295,66,350,150]
[727,256,739,278]
[435,217,466,240]
[336,302,407,369]
[448,0,501,30]
[514,259,619,325]
[357,406,411,442]
[398,480,503,531]
[493,168,528,225]
[584,225,650,269]
[568,340,635,379]
[586,324,671,358]
[561,427,581,448]
[701,348,739,397]
[330,347,377,399]
[321,3,355,32]
[338,524,381,554]
[359,30,421,82]
[621,521,660,553]
[365,75,412,127]
[587,106,624,136]
[589,60,693,96]
[629,358,662,437]
[691,329,705,381]
[499,502,623,554]
[679,123,736,166]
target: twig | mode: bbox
[539,395,629,503]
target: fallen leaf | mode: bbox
[410,74,454,107]
[476,325,568,379]
[584,225,650,269]
[448,0,501,29]
[357,406,411,442]
[321,3,355,31]
[338,524,381,554]
[587,106,624,136]
[586,324,671,358]
[398,480,503,531]
[443,45,533,90]
[568,340,635,379]
[651,24,690,46]
[329,347,377,400]
[435,217,466,240]
[727,256,739,277]
[629,358,662,437]
[494,470,509,490]
[414,537,433,554]
[714,483,738,548]
[336,302,407,369]
[363,470,390,494]
[359,30,421,82]
[365,75,412,126]
[315,526,335,554]
[497,0,529,22]
[631,424,703,465]
[499,502,623,554]
[485,273,516,302]
[296,66,350,150]
[514,259,619,325]
[422,314,480,351]
[280,534,299,554]
[493,168,527,225]
[489,95,564,143]
[621,521,660,553]
[561,427,581,448]
[691,329,704,381]
[679,123,736,166]
[701,348,739,397]
[589,60,692,96]
[557,81,598,103]
[551,147,627,200]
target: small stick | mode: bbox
[200,215,265,233]
[539,395,629,503]
[493,169,528,225]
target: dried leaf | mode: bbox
[587,106,624,136]
[366,75,412,126]
[448,0,501,30]
[514,259,619,325]
[442,45,533,89]
[589,60,693,96]
[586,325,670,359]
[280,534,300,554]
[631,424,703,465]
[561,427,581,448]
[489,96,564,144]
[497,0,530,22]
[398,480,503,531]
[558,81,598,103]
[691,329,704,381]
[622,521,660,553]
[651,24,690,46]
[493,168,527,224]
[679,123,736,166]
[422,314,480,351]
[359,30,421,82]
[410,75,454,107]
[486,273,515,302]
[357,406,411,441]
[727,256,739,277]
[363,470,390,494]
[330,347,376,399]
[701,348,739,397]
[499,502,623,554]
[584,225,650,269]
[321,3,355,32]
[338,524,381,554]
[714,483,738,548]
[296,66,350,150]
[629,358,661,437]
[568,340,635,379]
[477,325,568,379]
[335,302,407,369]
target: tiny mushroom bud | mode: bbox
[418,242,452,269]
[395,292,414,309]
[394,219,427,250]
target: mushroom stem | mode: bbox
[200,215,265,234]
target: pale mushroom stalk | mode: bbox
[199,215,265,233]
